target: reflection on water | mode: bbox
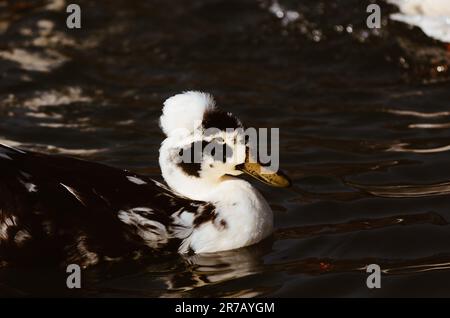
[162,246,272,298]
[387,141,450,154]
[1,0,450,297]
[275,212,448,239]
[385,109,450,118]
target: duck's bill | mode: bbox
[236,161,292,188]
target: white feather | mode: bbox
[159,91,216,137]
[127,175,147,185]
[186,178,273,254]
[0,215,18,241]
[118,208,169,248]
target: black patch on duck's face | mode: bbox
[202,109,242,131]
[177,139,234,177]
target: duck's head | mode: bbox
[158,91,291,200]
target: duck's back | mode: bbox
[0,144,199,268]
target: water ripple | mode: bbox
[385,109,450,118]
[275,212,447,240]
[387,142,450,154]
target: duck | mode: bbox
[387,0,450,43]
[0,91,291,268]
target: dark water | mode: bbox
[1,0,450,297]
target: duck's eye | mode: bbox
[215,137,225,144]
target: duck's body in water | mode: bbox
[0,92,290,268]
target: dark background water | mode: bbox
[1,0,450,297]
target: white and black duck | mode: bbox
[0,91,290,268]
